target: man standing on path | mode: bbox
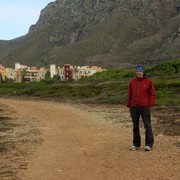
[127,65,156,151]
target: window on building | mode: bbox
[84,71,86,74]
[10,73,13,76]
[67,73,69,75]
[80,71,82,74]
[76,75,78,78]
[62,76,64,80]
[88,71,90,73]
[42,73,44,77]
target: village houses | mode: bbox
[0,63,106,83]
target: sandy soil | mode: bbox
[0,97,179,180]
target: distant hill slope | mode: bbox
[0,0,180,68]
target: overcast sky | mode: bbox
[0,0,56,40]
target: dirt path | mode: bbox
[0,98,180,180]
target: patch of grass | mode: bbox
[0,115,19,132]
[79,68,135,83]
[146,59,180,76]
[153,79,180,91]
[37,84,103,98]
[0,141,16,154]
[0,170,16,176]
[155,91,180,106]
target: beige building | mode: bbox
[56,65,106,81]
[23,70,46,82]
[0,64,6,82]
[8,63,47,83]
[15,62,28,70]
[57,66,65,80]
[5,68,17,81]
[0,63,106,83]
[71,66,106,80]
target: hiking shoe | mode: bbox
[145,146,152,151]
[130,146,140,151]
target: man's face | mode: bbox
[136,70,144,78]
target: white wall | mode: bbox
[50,64,56,78]
[15,63,21,70]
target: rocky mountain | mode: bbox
[0,0,180,68]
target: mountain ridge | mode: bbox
[0,0,180,68]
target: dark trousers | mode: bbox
[130,107,154,148]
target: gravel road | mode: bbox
[0,98,179,180]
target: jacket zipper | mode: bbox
[137,79,141,107]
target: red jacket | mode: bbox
[127,77,156,108]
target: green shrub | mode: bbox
[146,59,180,76]
[41,78,57,84]
[155,91,180,106]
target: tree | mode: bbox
[0,72,2,83]
[45,71,51,79]
[53,75,60,80]
[21,69,27,82]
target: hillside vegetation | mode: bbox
[0,59,179,107]
[0,0,180,68]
